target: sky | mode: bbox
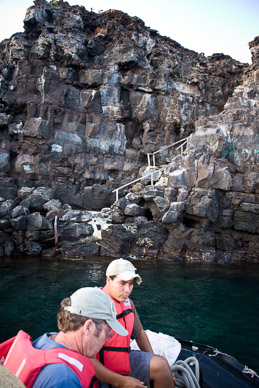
[0,0,258,64]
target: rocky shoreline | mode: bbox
[0,1,258,263]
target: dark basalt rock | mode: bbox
[0,1,258,262]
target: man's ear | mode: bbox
[83,319,93,336]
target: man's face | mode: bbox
[106,276,134,302]
[84,321,113,358]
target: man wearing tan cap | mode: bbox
[92,259,175,388]
[1,287,128,388]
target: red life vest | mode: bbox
[97,292,134,374]
[0,330,97,388]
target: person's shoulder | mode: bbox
[129,298,137,311]
[33,332,63,350]
[33,363,81,388]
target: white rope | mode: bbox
[171,357,201,388]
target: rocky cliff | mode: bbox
[0,0,258,262]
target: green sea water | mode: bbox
[0,256,259,373]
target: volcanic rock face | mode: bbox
[0,0,258,262]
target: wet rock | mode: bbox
[43,199,62,212]
[0,200,15,218]
[22,187,55,211]
[11,205,30,218]
[0,219,11,231]
[25,240,42,256]
[4,240,15,256]
[59,209,93,223]
[17,187,34,200]
[10,215,27,231]
[60,239,100,257]
[100,222,168,259]
[59,222,94,241]
[27,212,53,231]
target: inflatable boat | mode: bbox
[1,329,258,387]
[176,337,259,388]
[131,330,259,388]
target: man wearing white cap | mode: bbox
[92,259,175,388]
[1,287,128,388]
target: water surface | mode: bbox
[0,256,258,373]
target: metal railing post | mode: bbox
[152,154,156,167]
[54,215,58,249]
[147,153,151,167]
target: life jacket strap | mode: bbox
[89,375,97,388]
[116,309,133,320]
[99,346,131,365]
[102,346,131,352]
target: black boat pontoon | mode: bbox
[176,337,259,388]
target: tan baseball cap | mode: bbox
[64,287,128,336]
[106,259,142,285]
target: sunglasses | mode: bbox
[106,329,114,340]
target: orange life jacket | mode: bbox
[0,330,97,388]
[97,292,134,374]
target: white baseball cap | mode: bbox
[65,287,128,336]
[106,259,142,285]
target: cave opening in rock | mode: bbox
[144,208,153,221]
[182,215,200,229]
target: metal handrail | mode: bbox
[147,137,188,167]
[112,137,189,202]
[153,136,188,155]
[112,169,158,202]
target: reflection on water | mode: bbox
[0,256,259,373]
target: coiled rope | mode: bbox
[171,357,201,388]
